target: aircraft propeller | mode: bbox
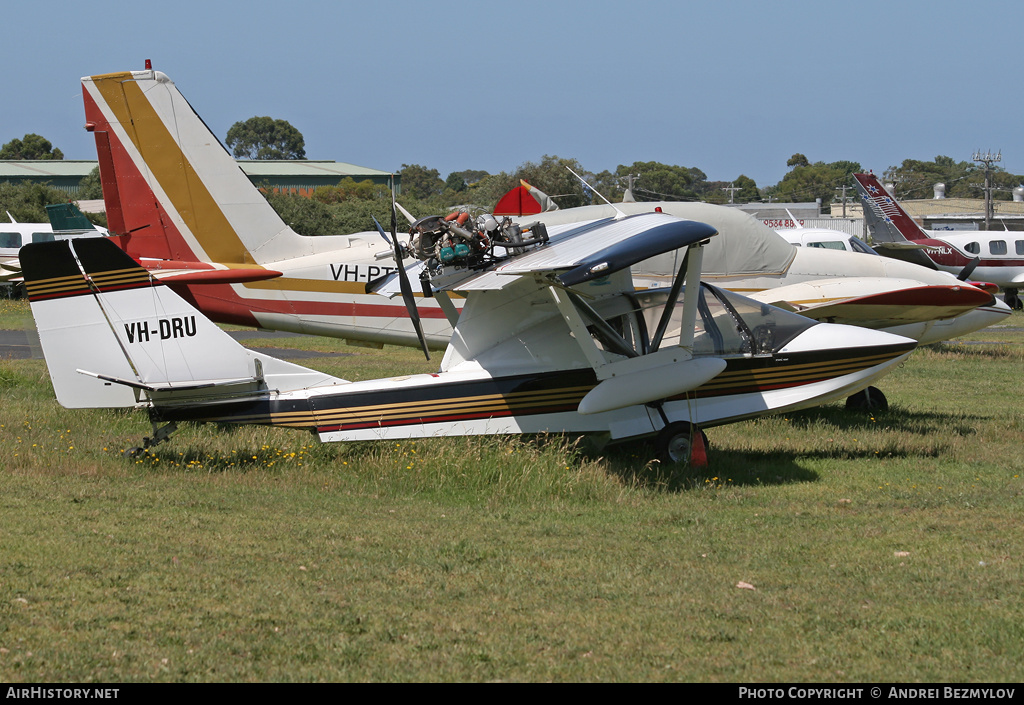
[957,256,981,282]
[372,190,430,361]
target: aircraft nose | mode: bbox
[779,323,918,355]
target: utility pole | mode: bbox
[722,186,741,204]
[834,184,851,218]
[972,149,1001,231]
[621,173,640,202]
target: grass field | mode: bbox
[1,298,1022,682]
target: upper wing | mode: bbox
[373,212,717,295]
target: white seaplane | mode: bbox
[22,198,917,464]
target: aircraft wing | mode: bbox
[0,256,21,282]
[874,241,943,252]
[373,213,716,295]
[748,278,994,327]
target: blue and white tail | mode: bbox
[21,238,345,409]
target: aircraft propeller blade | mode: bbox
[372,199,430,361]
[395,201,416,227]
[372,216,392,246]
[958,256,981,282]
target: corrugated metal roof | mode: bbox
[901,197,1024,217]
[0,160,98,177]
[0,159,390,178]
[237,160,392,178]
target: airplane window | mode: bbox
[1016,241,1024,256]
[990,240,1007,255]
[808,241,847,251]
[0,233,20,249]
[965,242,980,254]
[849,238,878,255]
[31,232,55,244]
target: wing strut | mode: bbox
[648,249,689,353]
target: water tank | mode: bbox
[934,183,946,199]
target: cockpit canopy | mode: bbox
[596,284,817,358]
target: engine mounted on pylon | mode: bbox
[407,211,549,274]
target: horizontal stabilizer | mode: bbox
[141,259,283,284]
[78,368,260,393]
[23,237,346,409]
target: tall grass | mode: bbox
[1,301,1023,681]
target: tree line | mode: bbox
[2,122,1023,236]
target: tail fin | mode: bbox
[853,173,929,243]
[22,237,343,410]
[45,202,101,237]
[81,69,304,265]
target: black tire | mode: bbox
[1004,289,1022,311]
[656,421,708,465]
[846,386,888,412]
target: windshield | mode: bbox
[631,284,816,356]
[849,237,877,255]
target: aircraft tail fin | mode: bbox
[45,203,99,236]
[22,237,344,410]
[81,68,304,265]
[853,173,929,243]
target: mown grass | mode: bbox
[1,301,1022,682]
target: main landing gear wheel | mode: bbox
[656,422,709,466]
[1004,288,1022,311]
[846,386,888,412]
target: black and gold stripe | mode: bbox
[155,344,913,434]
[21,240,90,302]
[73,238,157,293]
[25,272,92,302]
[688,350,908,399]
[21,239,158,301]
[86,266,153,292]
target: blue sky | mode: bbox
[5,0,1022,188]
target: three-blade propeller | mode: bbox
[372,185,430,360]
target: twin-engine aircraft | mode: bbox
[81,66,1006,355]
[854,171,1024,308]
[22,210,916,464]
